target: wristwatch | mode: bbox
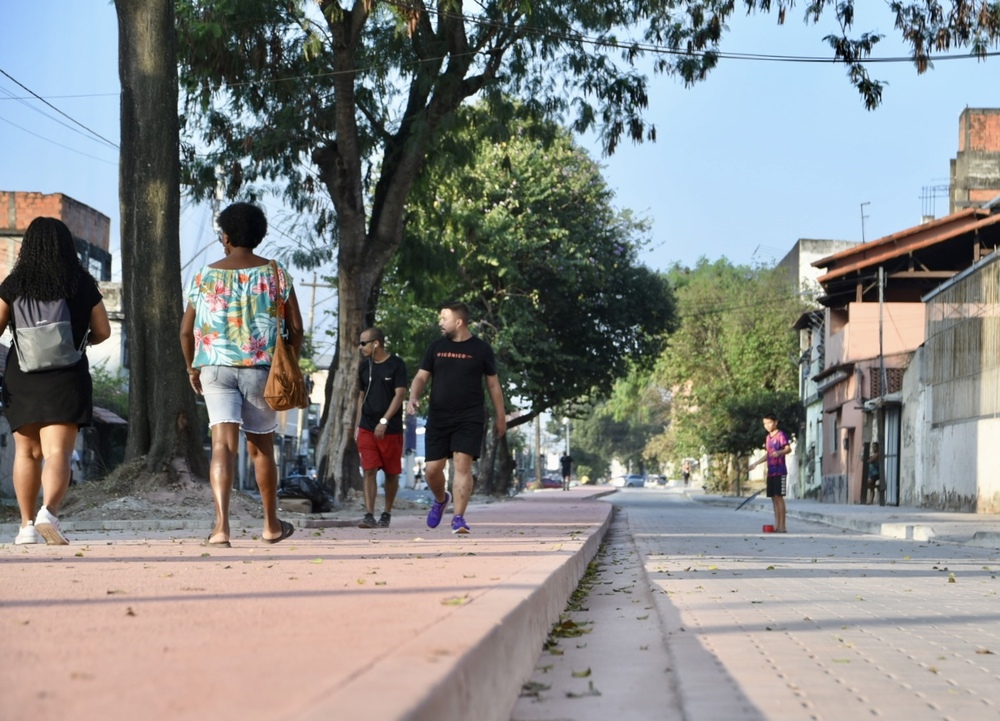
[379,418,388,425]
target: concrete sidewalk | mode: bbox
[0,487,612,721]
[693,489,1000,549]
[4,484,998,721]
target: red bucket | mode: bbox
[762,524,775,533]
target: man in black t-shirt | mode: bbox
[560,454,573,491]
[355,327,408,528]
[406,302,506,535]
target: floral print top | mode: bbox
[185,261,292,369]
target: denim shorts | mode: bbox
[199,366,277,434]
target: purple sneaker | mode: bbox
[427,491,452,529]
[451,515,470,535]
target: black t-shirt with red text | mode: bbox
[419,335,497,424]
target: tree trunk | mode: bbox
[116,0,207,479]
[479,429,513,496]
[314,268,371,499]
[311,10,480,499]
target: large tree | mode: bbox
[378,106,675,494]
[115,0,206,479]
[174,0,999,497]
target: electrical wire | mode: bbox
[0,67,118,150]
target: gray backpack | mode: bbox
[11,296,86,372]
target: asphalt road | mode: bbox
[514,489,1000,721]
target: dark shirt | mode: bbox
[358,354,408,433]
[419,335,497,424]
[0,276,102,372]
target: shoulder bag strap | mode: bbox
[270,259,285,338]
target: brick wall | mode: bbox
[951,109,1000,213]
[0,191,110,250]
[959,108,1000,152]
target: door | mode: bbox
[884,407,901,506]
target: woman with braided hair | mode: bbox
[0,216,111,545]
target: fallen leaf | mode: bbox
[520,681,550,698]
[441,594,470,606]
[566,681,602,698]
[571,668,592,678]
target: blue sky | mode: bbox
[2,1,998,288]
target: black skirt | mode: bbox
[2,348,93,431]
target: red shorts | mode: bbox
[356,428,403,474]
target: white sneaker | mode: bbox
[14,522,40,545]
[35,506,69,545]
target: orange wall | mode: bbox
[826,303,926,367]
[959,109,1000,152]
[1,191,110,250]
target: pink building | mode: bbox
[810,206,1000,504]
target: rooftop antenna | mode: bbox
[860,202,870,243]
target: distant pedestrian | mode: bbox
[180,202,300,547]
[560,453,573,491]
[0,217,112,545]
[354,327,408,529]
[681,460,691,486]
[867,441,881,505]
[406,302,506,534]
[748,413,790,533]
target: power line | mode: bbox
[0,83,116,151]
[0,67,118,150]
[0,114,116,165]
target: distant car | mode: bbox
[644,475,663,488]
[610,474,645,488]
[540,475,563,489]
[625,474,645,487]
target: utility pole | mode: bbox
[860,201,871,243]
[297,272,334,338]
[535,415,542,486]
[294,272,333,472]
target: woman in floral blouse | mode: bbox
[180,202,303,547]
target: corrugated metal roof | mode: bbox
[814,209,1000,284]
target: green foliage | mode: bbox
[648,258,809,468]
[380,105,676,415]
[91,363,129,420]
[570,401,654,478]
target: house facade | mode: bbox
[780,239,859,498]
[900,252,1000,512]
[805,204,1000,505]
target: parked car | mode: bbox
[540,474,563,489]
[610,474,645,488]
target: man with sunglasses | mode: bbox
[354,328,408,528]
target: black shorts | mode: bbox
[425,420,484,461]
[766,475,787,498]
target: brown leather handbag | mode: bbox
[263,260,308,411]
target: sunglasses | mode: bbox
[358,339,376,346]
